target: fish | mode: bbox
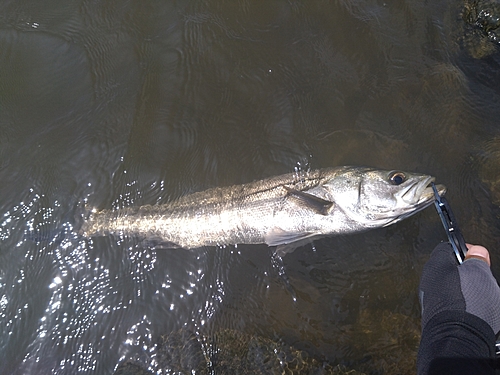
[81,166,446,256]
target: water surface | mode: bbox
[1,0,500,374]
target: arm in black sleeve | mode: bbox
[417,243,500,375]
[417,310,496,375]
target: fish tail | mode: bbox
[25,201,87,245]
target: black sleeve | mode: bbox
[417,310,498,375]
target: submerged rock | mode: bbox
[156,329,207,374]
[114,361,152,375]
[114,328,365,375]
[462,0,500,57]
[477,137,500,206]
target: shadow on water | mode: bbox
[1,0,500,374]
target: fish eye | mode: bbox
[389,171,406,185]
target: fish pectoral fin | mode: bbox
[275,241,308,257]
[265,228,318,247]
[275,233,326,256]
[283,186,334,215]
[265,229,320,256]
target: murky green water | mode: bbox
[1,0,500,374]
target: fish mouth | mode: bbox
[377,177,445,229]
[384,177,446,226]
[401,176,446,206]
[419,179,446,205]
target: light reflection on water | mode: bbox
[0,220,234,374]
[1,0,500,373]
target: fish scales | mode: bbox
[82,166,445,255]
[83,168,337,247]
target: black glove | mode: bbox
[419,242,500,335]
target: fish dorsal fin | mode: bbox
[283,186,334,215]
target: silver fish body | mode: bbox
[82,166,445,255]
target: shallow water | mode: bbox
[1,0,500,374]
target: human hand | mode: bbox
[464,243,490,266]
[419,242,500,335]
